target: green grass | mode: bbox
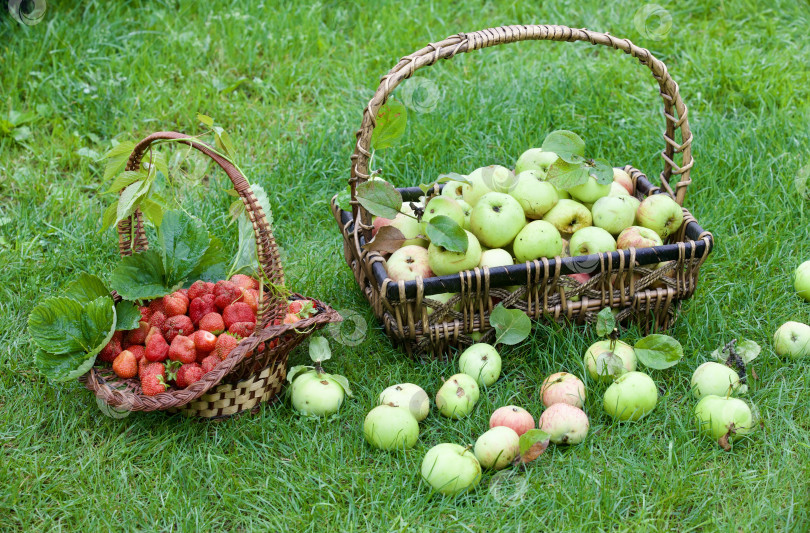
[2,0,810,530]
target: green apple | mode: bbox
[463,165,516,206]
[608,182,631,197]
[538,403,589,444]
[290,371,346,416]
[613,168,633,194]
[441,180,471,201]
[794,260,810,301]
[691,362,743,399]
[363,405,419,450]
[474,426,520,470]
[421,196,465,234]
[458,343,501,386]
[542,199,592,234]
[636,194,684,239]
[540,371,586,408]
[436,373,480,419]
[513,220,563,262]
[479,248,514,269]
[510,170,559,218]
[379,383,430,421]
[456,199,473,230]
[773,321,810,359]
[469,192,526,248]
[694,395,757,442]
[555,186,571,199]
[428,230,482,276]
[616,226,663,249]
[373,213,428,247]
[591,195,640,236]
[569,226,617,256]
[421,443,482,496]
[603,371,658,421]
[387,245,433,282]
[426,292,460,316]
[569,176,611,204]
[584,339,637,382]
[515,148,558,176]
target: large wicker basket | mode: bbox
[82,132,341,418]
[331,25,714,359]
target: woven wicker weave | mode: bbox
[82,132,341,417]
[332,25,714,359]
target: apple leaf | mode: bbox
[329,373,353,397]
[713,339,760,364]
[335,186,352,212]
[517,429,551,464]
[590,158,614,185]
[309,335,331,363]
[370,99,407,151]
[546,160,590,190]
[595,307,616,338]
[425,215,467,253]
[491,304,531,345]
[363,225,407,253]
[356,179,403,219]
[596,351,627,379]
[634,334,684,369]
[436,172,470,185]
[286,365,312,383]
[542,130,585,164]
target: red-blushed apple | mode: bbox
[513,220,563,262]
[459,343,501,386]
[567,273,591,284]
[510,170,559,218]
[613,168,634,194]
[421,196,465,234]
[436,373,480,419]
[690,362,743,399]
[463,165,516,206]
[428,230,482,276]
[490,405,535,436]
[584,339,637,382]
[773,321,810,359]
[538,403,589,444]
[421,443,482,496]
[617,226,663,250]
[695,395,757,444]
[373,213,428,247]
[474,426,520,470]
[386,245,433,282]
[569,226,617,257]
[541,372,586,408]
[569,176,611,204]
[363,405,419,450]
[603,371,658,421]
[794,260,810,302]
[636,194,684,239]
[542,199,592,234]
[592,195,640,236]
[515,148,558,176]
[609,182,631,197]
[379,383,430,421]
[469,192,526,249]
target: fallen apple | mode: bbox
[474,426,520,470]
[690,361,742,399]
[458,343,502,386]
[773,321,810,359]
[584,340,637,382]
[379,383,430,421]
[490,405,535,436]
[538,403,589,444]
[436,373,480,419]
[541,372,586,408]
[363,404,419,450]
[694,395,757,446]
[794,260,810,302]
[603,371,658,421]
[421,443,482,496]
[290,370,346,416]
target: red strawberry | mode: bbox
[214,280,242,310]
[222,302,256,329]
[231,274,260,291]
[140,363,167,396]
[201,355,219,374]
[240,288,259,313]
[139,306,151,322]
[148,298,166,316]
[128,345,146,361]
[124,321,150,346]
[195,349,212,364]
[168,335,196,364]
[283,313,300,325]
[178,288,189,299]
[112,350,138,378]
[175,363,204,388]
[228,322,255,338]
[98,331,123,363]
[164,291,189,317]
[138,356,150,378]
[287,300,303,315]
[145,326,163,346]
[288,299,316,318]
[145,334,170,362]
[214,334,240,361]
[189,294,216,325]
[149,311,167,331]
[163,315,194,343]
[199,312,225,335]
[190,330,217,353]
[187,280,213,301]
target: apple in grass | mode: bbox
[510,170,559,218]
[538,403,589,444]
[541,372,586,408]
[515,148,559,176]
[636,194,684,239]
[421,443,482,496]
[421,196,466,234]
[373,213,428,247]
[474,426,520,470]
[542,199,592,234]
[603,371,658,421]
[591,195,640,236]
[386,245,433,282]
[470,192,526,248]
[436,373,480,419]
[441,180,471,201]
[691,362,743,399]
[568,227,617,257]
[458,343,502,386]
[463,165,516,206]
[569,176,611,204]
[584,339,637,382]
[428,230,482,276]
[617,226,663,250]
[513,221,563,263]
[694,395,757,444]
[773,321,810,359]
[613,168,633,194]
[490,405,535,436]
[379,383,430,421]
[794,260,810,301]
[363,405,419,451]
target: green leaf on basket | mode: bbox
[309,336,332,363]
[28,297,86,354]
[335,186,352,212]
[110,249,178,301]
[425,215,468,253]
[63,273,109,304]
[139,196,166,227]
[105,170,147,194]
[491,304,531,346]
[546,160,590,190]
[115,300,142,331]
[116,180,151,223]
[635,334,684,369]
[191,236,229,283]
[101,201,119,232]
[595,307,616,338]
[330,373,353,398]
[197,114,214,128]
[518,429,551,464]
[157,210,210,283]
[102,141,135,182]
[370,99,407,151]
[355,179,403,219]
[542,130,585,164]
[590,158,614,185]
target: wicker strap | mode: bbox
[349,24,694,239]
[117,131,285,325]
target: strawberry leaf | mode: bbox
[63,273,109,304]
[115,300,142,331]
[28,297,86,354]
[157,210,210,283]
[110,249,178,301]
[188,236,228,283]
[425,215,467,253]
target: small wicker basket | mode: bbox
[331,25,714,359]
[82,132,341,418]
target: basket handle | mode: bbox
[349,25,694,234]
[118,131,285,324]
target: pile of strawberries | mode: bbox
[97,274,317,396]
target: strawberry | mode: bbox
[222,302,256,329]
[124,320,150,346]
[214,280,242,310]
[164,291,189,317]
[112,350,138,378]
[228,321,255,338]
[178,288,189,299]
[240,287,259,313]
[199,312,225,335]
[140,363,167,396]
[145,334,170,362]
[145,326,163,345]
[162,315,194,343]
[148,298,166,316]
[231,274,260,291]
[214,333,240,361]
[195,349,212,364]
[187,280,213,301]
[128,345,146,361]
[175,363,204,388]
[189,294,216,325]
[139,306,151,322]
[98,331,123,363]
[138,356,150,378]
[168,335,196,364]
[287,300,304,315]
[288,299,316,318]
[149,311,167,331]
[283,313,300,325]
[201,355,219,374]
[190,330,217,352]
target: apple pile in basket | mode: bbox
[358,130,684,285]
